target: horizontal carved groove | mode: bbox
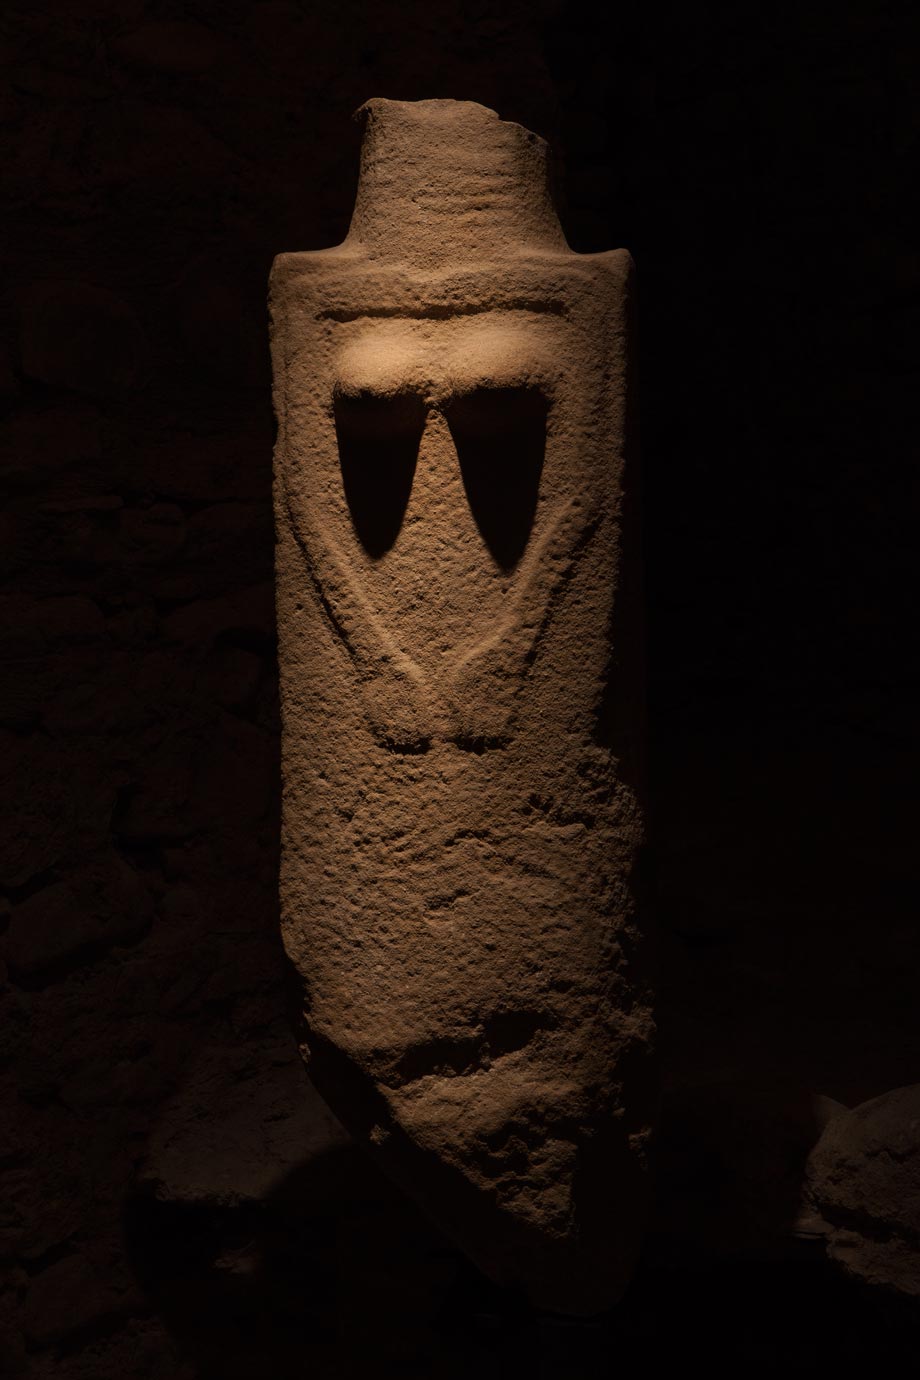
[379,735,432,755]
[528,792,597,830]
[318,299,566,323]
[452,733,509,754]
[385,1009,556,1087]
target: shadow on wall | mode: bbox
[125,1145,470,1380]
[335,390,424,558]
[446,385,547,572]
[124,1133,915,1380]
[122,1041,916,1379]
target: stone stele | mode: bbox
[269,97,653,1314]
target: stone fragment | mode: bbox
[806,1083,920,1296]
[270,98,651,1313]
[139,1031,350,1210]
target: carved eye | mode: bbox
[444,386,547,571]
[334,389,425,558]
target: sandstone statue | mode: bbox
[269,97,653,1314]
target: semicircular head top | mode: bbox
[345,98,568,269]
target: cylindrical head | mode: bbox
[345,98,567,268]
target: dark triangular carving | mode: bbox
[335,389,425,557]
[446,385,547,571]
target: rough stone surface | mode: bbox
[270,98,652,1314]
[0,1,916,1371]
[139,1027,350,1210]
[806,1084,920,1296]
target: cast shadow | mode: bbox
[445,385,547,571]
[335,390,425,558]
[124,1144,474,1380]
[123,1132,906,1379]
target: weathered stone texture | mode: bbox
[0,0,915,1369]
[271,98,652,1312]
[807,1084,920,1296]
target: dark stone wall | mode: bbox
[1,1,916,1375]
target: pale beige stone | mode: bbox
[269,98,652,1313]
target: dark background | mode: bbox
[1,1,917,1375]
